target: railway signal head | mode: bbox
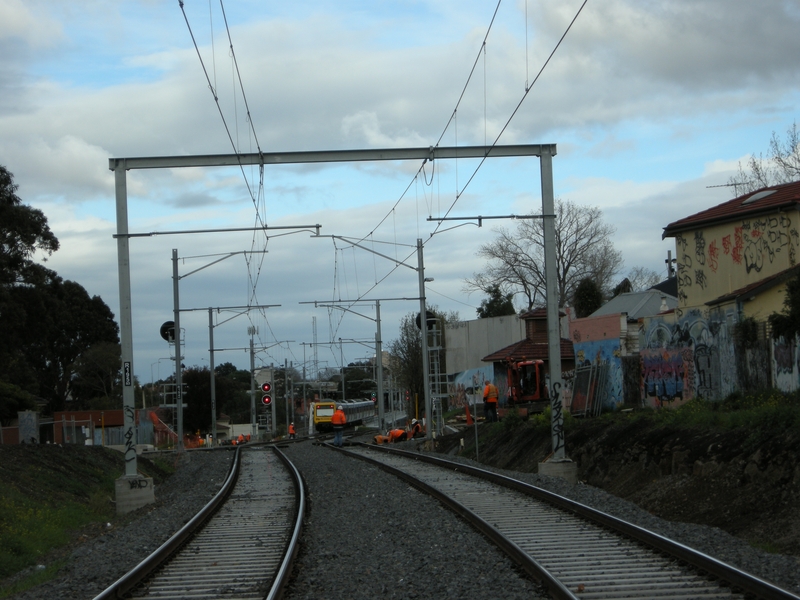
[261,382,272,393]
[262,393,272,406]
[159,321,175,342]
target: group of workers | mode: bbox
[245,379,499,449]
[372,418,424,445]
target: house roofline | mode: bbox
[662,202,800,239]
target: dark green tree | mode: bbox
[388,306,459,415]
[611,277,632,298]
[342,361,376,400]
[0,165,59,285]
[70,341,122,409]
[2,276,121,413]
[182,367,212,434]
[769,273,800,339]
[213,363,253,425]
[476,284,516,318]
[0,166,120,415]
[573,277,604,318]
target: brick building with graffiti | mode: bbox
[446,180,800,414]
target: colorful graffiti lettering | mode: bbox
[694,230,706,265]
[694,269,708,289]
[550,382,564,455]
[124,405,136,463]
[722,234,731,255]
[708,239,719,272]
[641,348,690,407]
[732,227,744,264]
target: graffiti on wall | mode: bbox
[773,336,800,393]
[573,339,623,410]
[676,216,799,319]
[447,365,494,409]
[640,348,691,408]
[641,309,734,404]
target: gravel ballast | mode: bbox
[281,441,545,600]
[7,439,800,599]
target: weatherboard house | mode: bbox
[640,179,800,404]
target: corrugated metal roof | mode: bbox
[590,289,677,319]
[662,180,800,238]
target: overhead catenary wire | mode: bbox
[332,1,588,319]
[324,1,515,338]
[181,0,303,365]
[429,0,589,239]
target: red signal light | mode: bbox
[262,394,272,406]
[261,382,272,393]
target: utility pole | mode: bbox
[172,249,184,452]
[417,239,432,440]
[249,328,257,438]
[284,358,289,434]
[375,300,385,432]
[208,308,216,446]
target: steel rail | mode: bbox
[93,446,242,600]
[94,445,305,600]
[268,445,307,600]
[344,442,800,600]
[330,442,577,600]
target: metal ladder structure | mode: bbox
[427,324,448,436]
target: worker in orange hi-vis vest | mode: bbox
[387,428,408,443]
[331,405,347,447]
[288,422,296,439]
[483,380,499,423]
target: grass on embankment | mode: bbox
[468,387,800,456]
[0,444,174,597]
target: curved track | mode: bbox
[340,443,799,600]
[94,445,304,600]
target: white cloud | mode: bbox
[3,0,799,376]
[0,0,62,49]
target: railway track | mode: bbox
[94,445,304,600]
[340,443,800,600]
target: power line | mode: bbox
[332,2,588,325]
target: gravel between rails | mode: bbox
[8,439,800,599]
[281,441,546,600]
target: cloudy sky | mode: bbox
[2,0,799,383]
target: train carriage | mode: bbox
[312,399,375,433]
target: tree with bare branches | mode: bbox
[728,121,800,195]
[464,199,623,309]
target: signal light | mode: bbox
[262,394,272,406]
[261,382,272,393]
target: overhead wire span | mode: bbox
[320,4,506,330]
[353,1,504,263]
[179,0,263,221]
[334,1,588,337]
[429,0,589,240]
